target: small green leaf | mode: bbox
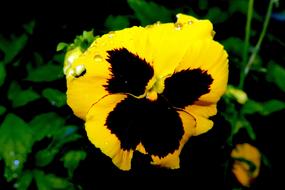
[104,15,130,31]
[0,105,6,115]
[262,99,285,115]
[127,0,173,25]
[266,61,285,92]
[23,20,36,35]
[8,81,40,107]
[15,170,33,190]
[35,149,58,167]
[57,42,68,52]
[29,112,65,142]
[0,114,33,181]
[242,99,285,116]
[42,88,66,107]
[61,150,86,178]
[0,62,6,86]
[26,63,64,82]
[0,33,28,65]
[34,170,74,190]
[35,125,80,167]
[222,37,244,57]
[242,100,264,115]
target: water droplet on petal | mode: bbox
[94,54,103,62]
[67,69,75,78]
[174,22,183,30]
[75,64,86,76]
[108,31,115,38]
[188,20,193,25]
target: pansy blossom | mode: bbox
[65,14,229,170]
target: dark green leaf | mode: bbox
[242,99,285,116]
[33,52,44,66]
[205,7,228,23]
[266,61,285,92]
[0,33,28,65]
[262,99,285,115]
[26,63,64,82]
[29,112,65,142]
[35,149,58,167]
[61,150,86,178]
[42,88,66,107]
[222,37,244,57]
[0,62,6,86]
[23,20,36,35]
[0,105,6,115]
[0,114,33,181]
[35,125,80,167]
[34,170,74,190]
[242,100,264,115]
[127,0,173,25]
[15,170,33,190]
[104,15,130,31]
[8,81,40,107]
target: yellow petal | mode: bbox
[85,94,133,170]
[66,77,109,120]
[151,110,195,168]
[176,39,228,104]
[185,103,217,136]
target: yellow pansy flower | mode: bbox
[65,13,228,170]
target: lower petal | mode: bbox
[150,110,196,168]
[85,94,133,170]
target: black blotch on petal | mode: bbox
[104,48,154,96]
[163,69,213,108]
[105,96,184,158]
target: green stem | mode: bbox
[239,0,275,88]
[239,0,254,89]
[244,0,275,75]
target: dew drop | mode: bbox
[188,20,193,25]
[75,64,86,76]
[174,22,183,30]
[13,160,20,167]
[94,54,103,62]
[108,31,115,38]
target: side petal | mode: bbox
[186,103,217,136]
[150,110,196,169]
[66,77,109,120]
[85,94,133,170]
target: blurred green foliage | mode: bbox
[0,0,284,189]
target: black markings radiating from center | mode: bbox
[105,96,184,158]
[104,48,154,96]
